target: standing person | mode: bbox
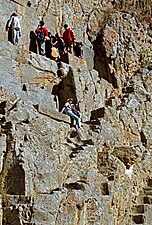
[55,32,65,59]
[29,31,37,53]
[45,32,53,58]
[45,32,59,60]
[35,21,48,55]
[50,33,59,60]
[61,98,82,128]
[6,12,21,46]
[73,41,83,58]
[63,24,75,53]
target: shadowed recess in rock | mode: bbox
[132,214,144,224]
[6,164,25,195]
[90,107,105,120]
[100,183,109,195]
[93,33,118,88]
[52,67,77,111]
[64,182,85,191]
[140,131,147,148]
[0,101,6,115]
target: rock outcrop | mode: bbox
[0,0,152,225]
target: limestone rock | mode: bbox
[0,0,152,225]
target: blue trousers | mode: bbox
[13,29,20,46]
[38,41,45,55]
[66,109,81,128]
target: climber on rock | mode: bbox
[6,12,21,46]
[61,98,82,129]
[63,24,75,53]
[55,32,65,59]
[45,32,58,59]
[35,20,48,55]
[29,31,37,53]
[73,41,83,58]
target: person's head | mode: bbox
[67,98,73,104]
[55,32,59,39]
[39,21,45,27]
[77,42,83,47]
[30,31,36,38]
[73,39,77,46]
[12,12,18,17]
[64,24,68,30]
[48,32,51,37]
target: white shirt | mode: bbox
[8,16,21,32]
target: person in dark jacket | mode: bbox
[45,32,59,60]
[55,32,65,59]
[73,41,83,58]
[45,32,53,58]
[29,31,37,53]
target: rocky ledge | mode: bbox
[0,0,152,224]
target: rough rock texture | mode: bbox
[0,0,152,225]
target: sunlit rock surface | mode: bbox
[0,0,152,224]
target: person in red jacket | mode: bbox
[63,24,75,53]
[35,21,48,55]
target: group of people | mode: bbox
[30,22,83,60]
[6,13,83,129]
[6,13,83,61]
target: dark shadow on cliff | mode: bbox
[52,66,77,111]
[6,163,25,195]
[92,32,118,88]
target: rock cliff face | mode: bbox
[0,0,152,225]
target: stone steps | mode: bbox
[131,214,144,224]
[137,195,152,205]
[143,188,152,195]
[132,205,144,214]
[147,178,152,187]
[143,195,152,204]
[131,179,152,224]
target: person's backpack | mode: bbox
[5,17,14,31]
[37,29,45,41]
[5,19,10,31]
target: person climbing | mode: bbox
[45,32,59,60]
[62,24,75,53]
[61,98,82,128]
[45,32,53,58]
[50,33,59,60]
[73,41,83,58]
[6,12,21,46]
[35,21,48,55]
[55,32,65,59]
[29,31,37,53]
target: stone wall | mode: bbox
[0,0,152,224]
